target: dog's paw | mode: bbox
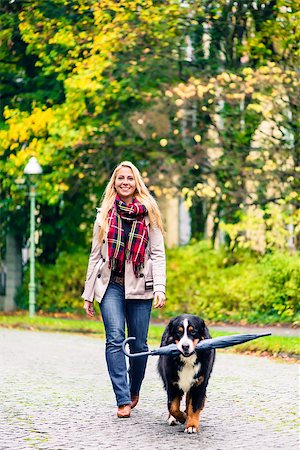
[168,414,178,426]
[184,426,198,434]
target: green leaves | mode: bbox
[1,0,299,261]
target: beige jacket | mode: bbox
[82,210,166,302]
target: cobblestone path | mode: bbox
[0,328,299,450]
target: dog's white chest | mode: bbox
[177,354,201,393]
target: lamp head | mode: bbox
[24,157,43,176]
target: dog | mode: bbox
[157,314,215,433]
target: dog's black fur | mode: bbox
[157,314,215,433]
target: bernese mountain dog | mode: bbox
[157,314,215,434]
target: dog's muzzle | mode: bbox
[177,343,196,357]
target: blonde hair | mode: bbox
[98,161,164,241]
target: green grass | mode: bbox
[0,313,298,360]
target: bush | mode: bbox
[16,242,300,324]
[161,241,300,324]
[16,249,88,313]
[260,253,300,321]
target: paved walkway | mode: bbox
[0,329,299,450]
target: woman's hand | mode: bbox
[84,300,95,317]
[153,291,166,309]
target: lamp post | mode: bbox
[24,157,42,317]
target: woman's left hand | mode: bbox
[153,291,166,309]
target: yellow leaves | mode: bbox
[3,107,16,120]
[221,208,266,252]
[170,66,291,119]
[246,150,261,162]
[176,109,185,119]
[49,28,76,47]
[262,160,277,172]
[193,182,216,199]
[247,103,264,113]
[8,151,27,169]
[244,86,254,95]
[221,200,300,253]
[30,108,54,135]
[242,67,253,76]
[197,85,204,99]
[0,131,10,151]
[175,99,184,106]
[160,139,168,147]
[173,82,196,99]
[2,107,55,147]
[218,72,231,83]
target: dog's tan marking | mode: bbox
[185,392,190,413]
[178,326,184,332]
[193,338,200,347]
[188,325,194,331]
[169,398,186,424]
[185,397,204,433]
[195,375,204,386]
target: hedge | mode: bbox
[163,242,300,324]
[16,242,300,325]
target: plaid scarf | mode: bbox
[107,196,149,277]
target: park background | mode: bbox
[0,1,299,346]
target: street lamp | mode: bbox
[24,157,42,317]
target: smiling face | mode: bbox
[114,166,137,204]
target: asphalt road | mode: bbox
[1,329,299,450]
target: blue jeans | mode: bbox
[100,282,152,406]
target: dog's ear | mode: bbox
[160,318,176,346]
[196,318,210,339]
[201,319,211,339]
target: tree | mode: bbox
[152,0,300,249]
[0,0,190,261]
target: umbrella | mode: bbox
[122,333,271,358]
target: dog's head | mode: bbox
[161,314,209,357]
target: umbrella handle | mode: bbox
[122,337,153,358]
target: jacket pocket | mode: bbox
[94,258,105,298]
[144,257,153,290]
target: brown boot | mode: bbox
[117,404,131,418]
[131,394,139,409]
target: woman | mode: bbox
[82,161,166,419]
